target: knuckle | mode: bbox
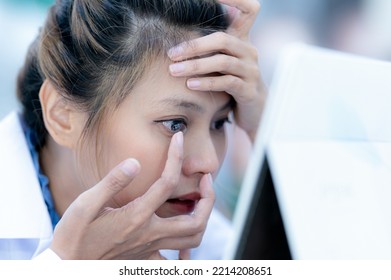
[73,191,88,207]
[215,31,228,46]
[240,90,255,104]
[228,76,242,92]
[187,39,199,54]
[194,233,204,247]
[68,190,102,222]
[70,193,88,213]
[188,234,203,248]
[221,55,234,72]
[121,211,149,240]
[73,191,97,215]
[114,227,130,246]
[135,233,152,247]
[190,217,207,234]
[160,173,178,189]
[106,172,127,193]
[250,64,260,79]
[191,59,199,72]
[208,77,216,91]
[253,1,261,13]
[249,46,259,61]
[124,202,144,225]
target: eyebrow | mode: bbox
[157,97,235,114]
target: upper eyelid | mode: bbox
[155,119,188,134]
[214,109,233,120]
[162,119,187,127]
[154,115,231,131]
[154,117,188,124]
[210,117,231,131]
[214,113,232,122]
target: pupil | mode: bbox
[172,122,181,131]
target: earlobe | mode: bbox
[39,80,83,148]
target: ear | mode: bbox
[39,80,86,149]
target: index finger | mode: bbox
[129,132,184,217]
[218,0,261,39]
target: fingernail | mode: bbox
[187,79,201,89]
[120,159,140,176]
[175,131,183,147]
[169,63,185,74]
[168,45,184,59]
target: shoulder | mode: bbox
[0,111,53,259]
[0,111,22,133]
[0,111,30,170]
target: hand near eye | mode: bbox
[50,132,214,259]
[168,0,266,143]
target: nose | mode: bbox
[182,134,223,177]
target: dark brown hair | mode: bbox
[17,0,229,147]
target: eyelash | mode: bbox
[157,119,188,134]
[211,117,232,131]
[155,117,232,134]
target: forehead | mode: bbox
[126,57,232,114]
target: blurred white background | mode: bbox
[1,0,390,218]
[0,0,49,119]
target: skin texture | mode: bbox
[43,58,232,219]
[38,0,264,259]
[170,0,265,142]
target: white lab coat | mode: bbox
[0,112,53,259]
[0,112,232,260]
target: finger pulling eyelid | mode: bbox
[161,119,187,134]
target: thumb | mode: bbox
[80,158,141,217]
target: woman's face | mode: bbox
[79,57,232,218]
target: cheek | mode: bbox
[73,136,104,193]
[102,132,170,207]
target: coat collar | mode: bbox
[0,112,52,243]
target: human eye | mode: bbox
[211,116,232,131]
[156,119,188,134]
